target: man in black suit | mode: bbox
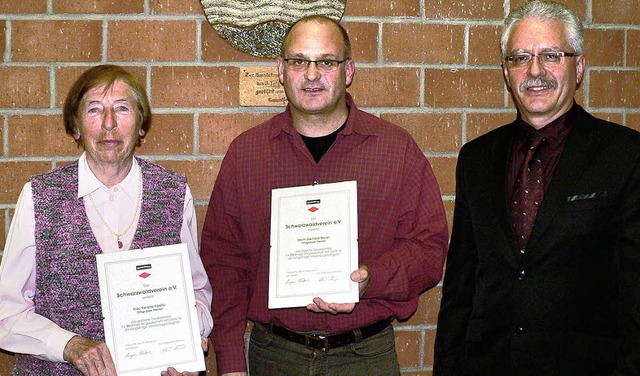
[434,0,640,375]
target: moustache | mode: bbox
[519,77,558,92]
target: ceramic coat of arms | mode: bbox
[201,0,346,58]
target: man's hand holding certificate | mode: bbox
[96,244,205,375]
[269,181,359,309]
[307,265,370,314]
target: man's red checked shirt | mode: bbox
[201,94,449,374]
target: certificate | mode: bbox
[96,244,205,375]
[269,180,359,309]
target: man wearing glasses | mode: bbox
[201,15,448,376]
[434,0,640,375]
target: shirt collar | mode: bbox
[272,92,379,139]
[515,102,578,147]
[77,152,141,199]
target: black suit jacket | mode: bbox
[434,106,640,376]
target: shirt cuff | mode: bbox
[196,301,214,337]
[46,329,78,363]
[216,345,248,375]
[362,261,386,299]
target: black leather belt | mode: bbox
[265,319,391,352]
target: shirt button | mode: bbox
[109,195,115,201]
[518,270,526,280]
[113,187,119,192]
[520,248,526,254]
[514,327,525,336]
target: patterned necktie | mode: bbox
[511,133,546,250]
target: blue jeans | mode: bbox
[248,322,400,376]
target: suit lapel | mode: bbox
[488,123,521,268]
[525,108,600,263]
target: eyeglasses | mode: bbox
[282,58,350,72]
[503,52,578,68]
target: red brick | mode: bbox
[428,157,457,196]
[151,67,239,108]
[426,0,503,19]
[108,21,197,62]
[139,114,194,155]
[0,214,5,254]
[7,209,14,231]
[199,113,274,155]
[395,329,421,368]
[380,113,462,153]
[150,0,204,14]
[0,0,46,13]
[590,71,640,107]
[9,115,81,157]
[203,339,217,373]
[628,114,640,133]
[0,350,14,376]
[54,0,143,13]
[0,162,52,203]
[55,66,148,107]
[590,112,624,125]
[12,21,102,62]
[0,67,50,109]
[425,68,505,108]
[344,0,420,17]
[628,30,640,67]
[0,21,5,57]
[201,21,272,63]
[444,199,455,237]
[155,159,222,201]
[383,24,464,64]
[584,29,624,67]
[344,22,378,63]
[466,112,516,141]
[397,286,442,326]
[349,68,421,107]
[195,203,208,244]
[468,25,501,65]
[202,22,378,65]
[593,0,640,24]
[423,328,437,368]
[563,0,588,20]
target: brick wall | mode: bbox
[1,0,638,374]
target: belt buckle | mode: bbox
[305,335,329,352]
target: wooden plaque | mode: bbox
[239,66,287,107]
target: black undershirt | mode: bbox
[300,122,347,163]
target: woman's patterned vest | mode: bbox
[12,158,186,375]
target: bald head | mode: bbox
[280,16,351,59]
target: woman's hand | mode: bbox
[63,335,117,376]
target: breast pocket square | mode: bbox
[567,191,607,202]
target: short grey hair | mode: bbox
[501,0,583,57]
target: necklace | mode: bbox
[88,171,143,249]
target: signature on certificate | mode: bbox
[163,343,187,352]
[160,339,187,353]
[285,277,310,286]
[124,349,151,360]
[318,275,339,282]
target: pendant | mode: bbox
[118,240,123,249]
